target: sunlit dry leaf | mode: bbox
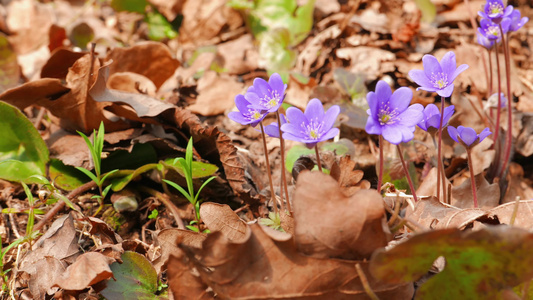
[336,47,395,81]
[187,71,244,116]
[40,48,86,80]
[105,41,180,90]
[6,0,53,54]
[53,252,114,291]
[217,34,259,75]
[330,155,370,197]
[370,226,533,299]
[20,257,65,300]
[451,173,500,208]
[285,73,317,109]
[293,171,390,260]
[107,72,157,97]
[47,130,91,169]
[174,223,413,299]
[200,202,247,241]
[167,254,214,300]
[487,200,533,230]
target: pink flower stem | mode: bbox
[276,111,291,215]
[436,97,446,202]
[260,122,278,215]
[396,145,418,203]
[487,48,493,98]
[466,148,479,208]
[499,29,513,180]
[314,145,323,172]
[377,135,384,192]
[493,42,502,154]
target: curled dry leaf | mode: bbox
[370,226,533,299]
[53,252,114,291]
[487,200,533,230]
[107,72,157,97]
[40,48,86,80]
[293,171,390,260]
[104,41,180,90]
[330,155,371,197]
[167,254,214,300]
[20,257,65,300]
[152,228,207,274]
[170,223,413,299]
[451,173,500,208]
[200,202,247,241]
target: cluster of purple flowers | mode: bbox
[477,0,528,49]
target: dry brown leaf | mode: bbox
[451,173,500,209]
[48,24,67,53]
[336,47,396,81]
[20,257,65,300]
[330,155,371,197]
[293,171,390,260]
[147,0,183,20]
[217,34,259,75]
[172,223,413,299]
[152,228,207,274]
[501,163,533,203]
[0,77,70,105]
[200,202,247,241]
[88,217,123,245]
[107,72,157,97]
[40,48,86,80]
[104,42,180,90]
[516,114,533,157]
[0,33,21,93]
[167,254,214,300]
[296,24,341,76]
[486,200,533,230]
[47,130,91,169]
[416,168,455,202]
[285,74,317,109]
[187,71,244,116]
[6,0,53,54]
[53,252,114,291]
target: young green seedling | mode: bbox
[163,138,216,232]
[76,122,118,215]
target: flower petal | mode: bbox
[459,127,477,146]
[442,105,455,125]
[440,51,457,79]
[422,54,443,79]
[365,116,382,135]
[382,125,402,145]
[398,104,424,127]
[252,78,270,97]
[409,69,433,90]
[449,64,469,83]
[228,111,250,125]
[375,81,392,108]
[280,123,302,136]
[234,94,249,113]
[285,107,307,129]
[264,122,280,138]
[437,83,455,98]
[320,128,340,142]
[478,127,492,142]
[244,91,260,104]
[304,98,325,121]
[268,73,286,95]
[322,105,340,132]
[282,132,306,144]
[366,91,378,115]
[417,86,439,93]
[447,126,460,143]
[398,125,415,143]
[389,87,413,113]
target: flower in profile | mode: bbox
[447,126,492,148]
[417,104,455,133]
[509,9,529,32]
[408,51,469,98]
[478,18,510,41]
[365,81,424,145]
[478,0,513,24]
[245,73,287,113]
[281,98,340,148]
[228,94,267,127]
[264,114,287,138]
[476,31,495,49]
[486,92,507,109]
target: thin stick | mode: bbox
[396,145,418,203]
[355,263,380,300]
[466,148,479,208]
[377,135,384,192]
[276,112,291,215]
[260,122,278,214]
[314,145,323,172]
[499,30,513,180]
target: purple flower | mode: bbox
[228,94,267,127]
[509,10,529,32]
[487,92,507,108]
[477,31,495,49]
[447,126,492,148]
[417,104,455,133]
[478,0,513,24]
[478,18,510,41]
[245,73,287,113]
[365,81,424,145]
[281,98,340,148]
[408,51,469,98]
[264,114,287,138]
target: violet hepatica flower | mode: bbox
[365,81,424,145]
[228,94,267,127]
[478,0,513,24]
[264,114,287,138]
[281,98,340,148]
[479,18,510,41]
[417,104,455,133]
[447,126,492,148]
[477,31,495,49]
[408,51,469,98]
[509,9,529,32]
[245,73,287,113]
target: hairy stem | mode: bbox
[436,97,446,202]
[494,42,502,151]
[466,148,478,208]
[276,111,291,215]
[377,135,384,192]
[396,145,418,203]
[499,29,513,180]
[260,122,278,214]
[314,145,323,172]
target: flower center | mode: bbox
[489,3,503,15]
[378,104,399,126]
[487,25,500,37]
[301,118,324,140]
[261,90,281,109]
[248,109,263,121]
[431,73,448,89]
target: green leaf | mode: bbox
[100,251,162,300]
[0,101,49,183]
[285,145,314,172]
[110,0,148,13]
[162,159,218,179]
[414,0,436,23]
[163,179,194,204]
[69,22,94,49]
[320,142,349,156]
[0,33,20,93]
[145,11,178,41]
[194,176,216,203]
[370,227,533,299]
[258,28,297,76]
[110,164,158,192]
[148,209,158,219]
[75,167,99,185]
[48,159,89,191]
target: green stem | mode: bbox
[260,122,278,214]
[396,144,418,203]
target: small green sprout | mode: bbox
[76,122,118,215]
[163,138,216,231]
[258,212,284,232]
[148,209,159,219]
